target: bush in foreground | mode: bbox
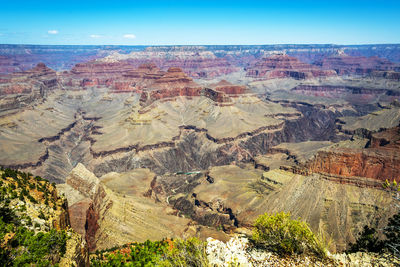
[252,212,327,258]
[90,237,208,267]
[160,237,208,267]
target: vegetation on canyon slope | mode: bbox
[0,168,70,266]
[252,212,327,259]
[1,166,399,266]
[90,212,329,266]
[90,237,208,267]
[347,180,400,258]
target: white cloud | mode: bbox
[90,34,103,38]
[48,30,59,35]
[123,34,136,39]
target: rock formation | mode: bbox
[208,80,248,95]
[58,164,194,252]
[0,44,400,258]
[306,126,400,182]
[99,48,238,78]
[0,168,89,266]
[0,63,59,111]
[246,55,336,79]
[291,84,400,103]
[207,235,398,266]
[315,55,399,75]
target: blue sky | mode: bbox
[0,0,399,45]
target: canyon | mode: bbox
[0,44,399,256]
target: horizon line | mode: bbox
[1,43,400,47]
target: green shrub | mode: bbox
[160,237,209,267]
[12,228,68,265]
[91,238,209,267]
[252,212,326,258]
[91,239,169,266]
[129,240,168,265]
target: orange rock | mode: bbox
[306,127,400,181]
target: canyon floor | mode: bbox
[0,44,399,254]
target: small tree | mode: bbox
[347,225,383,253]
[252,212,327,258]
[161,237,209,266]
[384,213,400,258]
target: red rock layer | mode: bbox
[315,56,399,75]
[0,62,58,95]
[306,127,400,181]
[122,57,238,79]
[209,80,248,95]
[62,60,137,88]
[152,67,200,90]
[246,55,336,79]
[68,199,92,237]
[106,65,202,104]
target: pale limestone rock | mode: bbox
[66,163,99,199]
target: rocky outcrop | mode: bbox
[153,67,199,89]
[0,168,89,266]
[133,67,204,105]
[62,60,136,89]
[306,127,400,182]
[246,55,336,79]
[0,63,59,111]
[60,164,194,252]
[63,163,107,251]
[202,88,232,104]
[209,80,248,95]
[207,235,398,266]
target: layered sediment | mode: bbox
[246,55,336,79]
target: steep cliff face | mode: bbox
[59,163,106,251]
[306,149,400,181]
[246,55,336,79]
[208,80,248,95]
[306,126,400,181]
[59,164,194,252]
